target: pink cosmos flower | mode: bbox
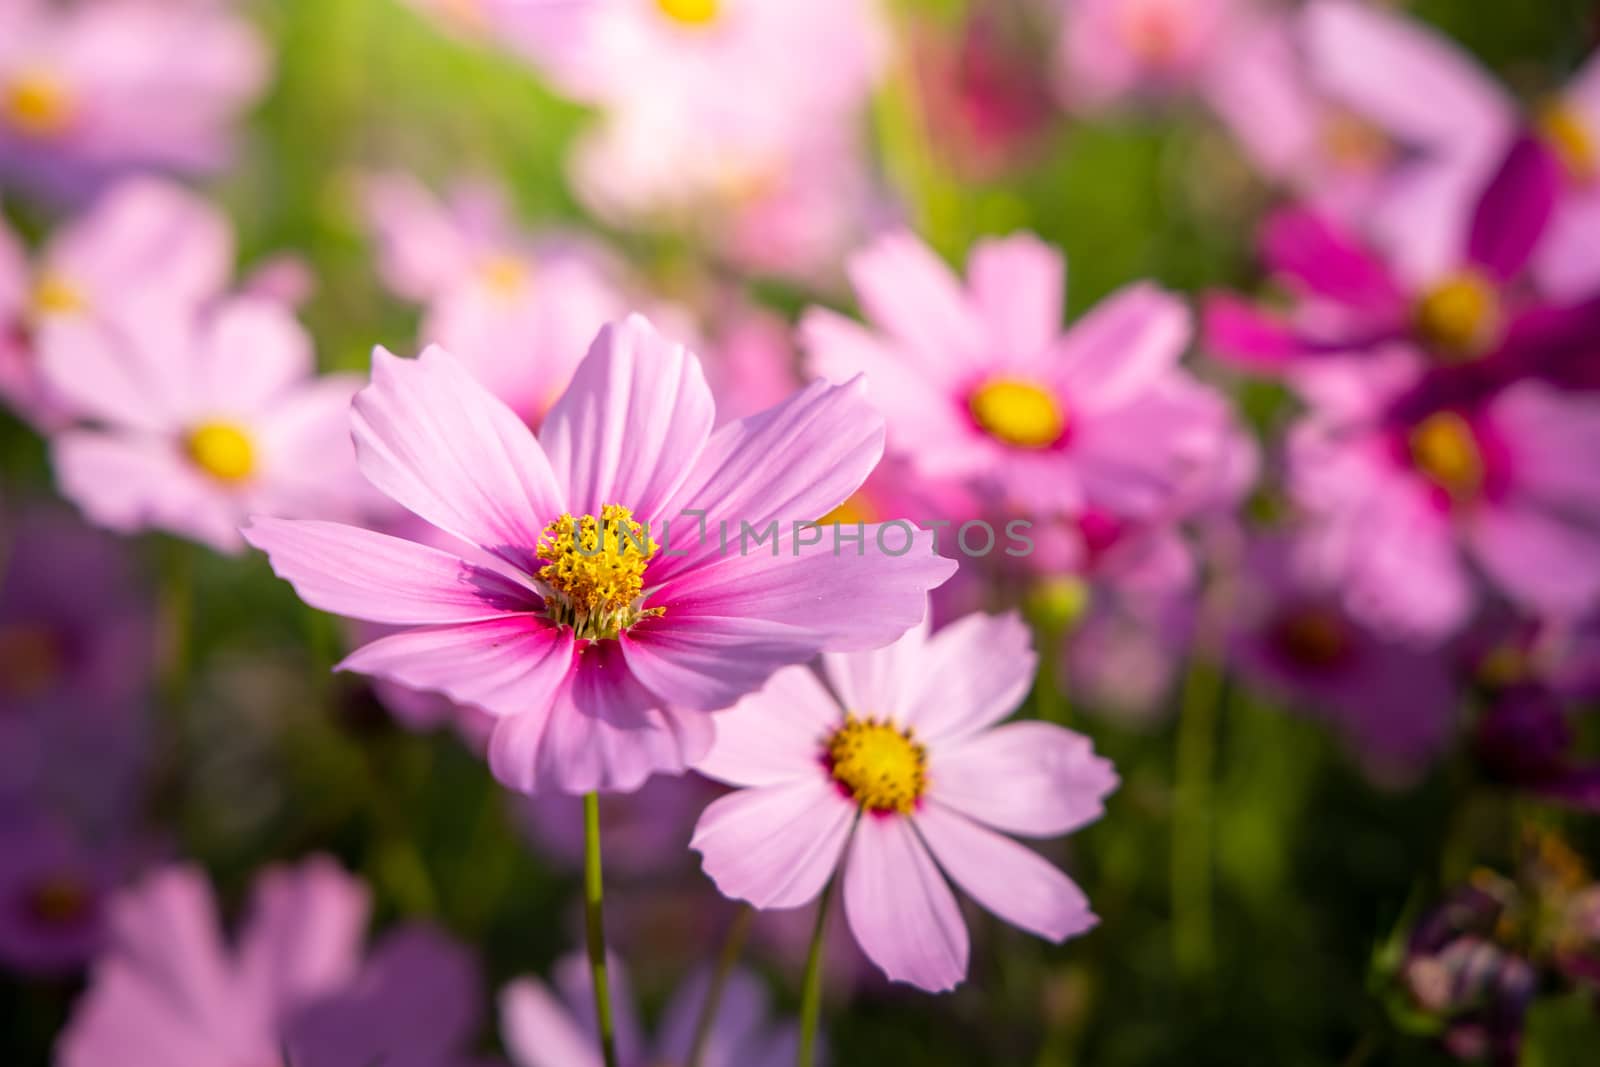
[0,0,270,198]
[0,176,231,428]
[1290,380,1600,641]
[244,314,955,795]
[803,230,1231,519]
[56,857,485,1067]
[0,815,123,975]
[1055,0,1242,110]
[691,607,1117,992]
[502,952,805,1067]
[40,295,368,554]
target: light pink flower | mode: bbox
[40,296,368,553]
[0,176,232,428]
[691,608,1117,992]
[1291,381,1600,641]
[56,857,484,1067]
[502,952,804,1067]
[803,230,1231,519]
[0,0,270,197]
[244,314,955,795]
[1055,0,1242,110]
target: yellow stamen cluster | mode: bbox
[3,71,73,138]
[1414,272,1500,360]
[1409,411,1484,502]
[28,875,89,925]
[825,715,928,816]
[1538,98,1597,185]
[969,377,1067,449]
[185,422,257,483]
[30,273,86,317]
[537,504,662,639]
[657,0,719,26]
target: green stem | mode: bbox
[1170,650,1223,978]
[582,792,620,1067]
[797,875,839,1067]
[686,905,754,1067]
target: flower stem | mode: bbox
[1170,651,1223,978]
[687,904,754,1067]
[582,792,620,1067]
[797,874,838,1067]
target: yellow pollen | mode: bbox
[537,504,662,639]
[1414,272,1500,360]
[656,0,719,26]
[478,253,529,298]
[4,70,73,137]
[185,422,257,483]
[1537,98,1597,185]
[969,378,1066,449]
[826,715,927,816]
[818,494,877,528]
[1409,411,1484,502]
[28,875,89,925]
[1321,111,1391,172]
[30,273,86,317]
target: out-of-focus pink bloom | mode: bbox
[0,0,270,198]
[0,505,150,830]
[502,952,804,1067]
[41,296,368,554]
[520,773,714,878]
[697,302,800,423]
[1290,380,1600,641]
[1532,51,1600,302]
[1065,592,1188,724]
[1055,0,1241,110]
[0,815,122,975]
[692,608,1115,992]
[1229,534,1458,783]
[0,177,232,428]
[805,230,1230,519]
[57,857,485,1067]
[245,315,954,795]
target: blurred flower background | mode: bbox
[3,0,1600,1064]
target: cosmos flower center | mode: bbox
[537,504,663,640]
[1537,98,1596,185]
[30,273,86,317]
[825,715,927,815]
[1269,605,1354,672]
[27,874,90,926]
[1320,111,1391,172]
[656,0,719,27]
[478,253,529,298]
[0,623,64,700]
[3,70,73,137]
[185,422,257,483]
[969,377,1066,449]
[1409,411,1484,502]
[1121,2,1184,64]
[1414,271,1500,359]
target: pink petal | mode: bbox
[965,233,1064,360]
[820,616,931,726]
[1491,383,1600,506]
[898,611,1036,743]
[929,721,1118,837]
[51,431,244,553]
[236,856,369,1020]
[537,314,715,519]
[1466,137,1561,282]
[36,316,177,432]
[1469,505,1600,619]
[338,616,573,719]
[351,345,565,574]
[1258,207,1406,311]
[191,298,313,415]
[1533,190,1600,302]
[1200,292,1310,370]
[500,978,603,1067]
[846,230,986,377]
[694,665,844,787]
[692,781,855,909]
[242,517,536,625]
[842,814,968,992]
[1052,282,1192,412]
[916,803,1097,941]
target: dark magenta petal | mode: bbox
[1467,135,1562,281]
[1199,293,1311,369]
[1259,206,1405,312]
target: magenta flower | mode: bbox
[1290,381,1600,641]
[57,857,484,1067]
[244,314,954,795]
[691,608,1116,992]
[0,0,269,197]
[0,176,232,428]
[1055,0,1242,110]
[0,816,120,975]
[41,295,368,554]
[502,952,805,1067]
[804,230,1230,518]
